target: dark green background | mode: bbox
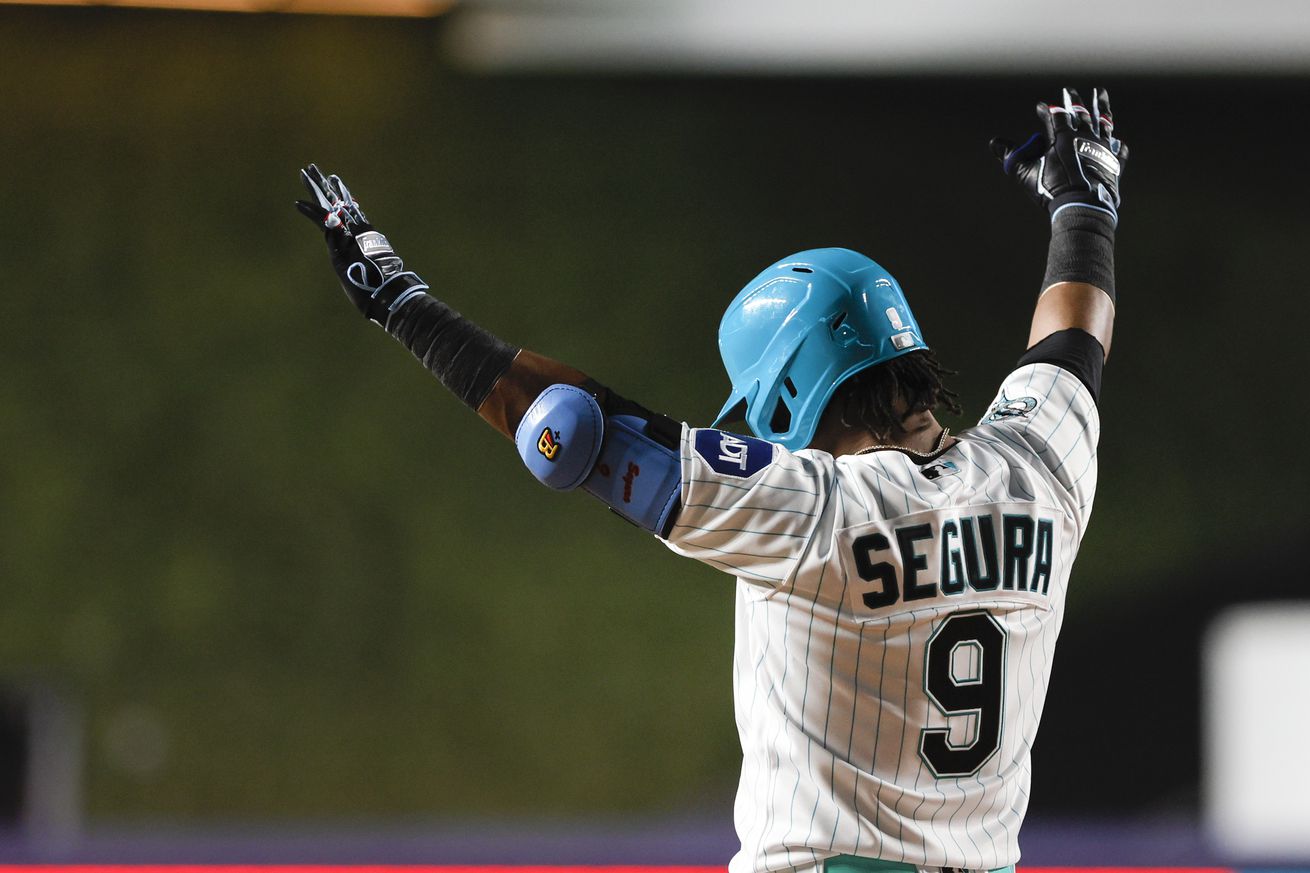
[1,6,1305,822]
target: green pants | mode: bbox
[825,854,1016,873]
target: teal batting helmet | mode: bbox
[712,247,928,451]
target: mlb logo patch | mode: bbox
[694,429,775,479]
[922,460,960,481]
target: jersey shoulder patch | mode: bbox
[693,429,775,478]
[984,388,1041,422]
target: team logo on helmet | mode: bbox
[986,391,1039,422]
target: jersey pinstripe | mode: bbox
[662,363,1099,872]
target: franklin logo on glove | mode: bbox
[1076,139,1120,176]
[356,231,394,256]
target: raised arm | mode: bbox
[989,87,1128,399]
[294,165,681,536]
[293,164,591,441]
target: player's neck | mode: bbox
[810,408,950,458]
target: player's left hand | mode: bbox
[295,164,429,328]
[989,87,1128,223]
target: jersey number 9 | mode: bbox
[919,610,1008,778]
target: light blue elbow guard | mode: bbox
[515,384,682,537]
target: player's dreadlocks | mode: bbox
[834,349,961,440]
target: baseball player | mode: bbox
[296,86,1125,873]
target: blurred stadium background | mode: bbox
[1,0,1308,867]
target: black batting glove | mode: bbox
[295,164,429,328]
[990,87,1128,224]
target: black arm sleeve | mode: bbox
[1017,327,1105,402]
[385,294,520,410]
[1043,207,1116,300]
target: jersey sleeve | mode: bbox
[661,427,833,587]
[972,362,1101,533]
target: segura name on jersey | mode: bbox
[840,503,1058,614]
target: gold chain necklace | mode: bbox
[854,426,951,458]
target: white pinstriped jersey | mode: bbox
[662,363,1099,872]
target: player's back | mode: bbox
[665,362,1099,872]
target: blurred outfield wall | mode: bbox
[1,6,1307,824]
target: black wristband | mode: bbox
[1042,206,1116,301]
[385,294,520,411]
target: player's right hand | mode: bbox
[295,163,429,328]
[989,87,1128,223]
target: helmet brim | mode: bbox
[711,383,756,431]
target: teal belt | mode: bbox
[825,855,1015,873]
